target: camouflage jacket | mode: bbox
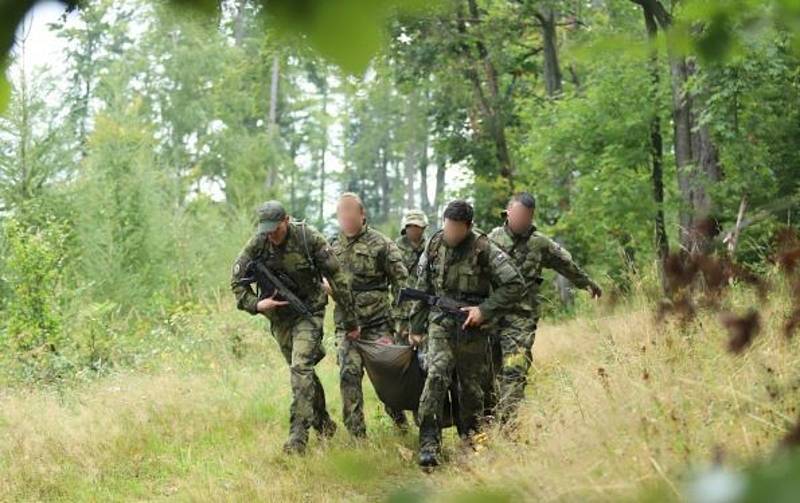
[393,234,426,336]
[488,223,598,313]
[330,225,408,329]
[409,229,525,334]
[395,234,426,287]
[230,221,359,330]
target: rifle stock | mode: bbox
[238,261,314,319]
[396,287,469,322]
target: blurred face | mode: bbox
[506,200,534,235]
[405,225,424,244]
[442,218,471,248]
[266,218,290,245]
[337,198,365,237]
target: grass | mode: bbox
[1,282,798,502]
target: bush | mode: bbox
[0,216,72,382]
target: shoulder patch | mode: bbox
[492,249,509,267]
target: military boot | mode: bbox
[418,420,441,468]
[283,424,309,455]
[313,411,338,439]
[386,406,409,433]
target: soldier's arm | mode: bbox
[308,228,359,330]
[479,243,526,319]
[230,235,262,315]
[540,237,599,292]
[408,248,433,335]
[383,239,409,299]
[382,239,410,327]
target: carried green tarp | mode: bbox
[355,340,426,411]
[355,339,458,427]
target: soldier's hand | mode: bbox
[256,292,290,313]
[409,333,423,348]
[321,277,332,296]
[460,306,484,330]
[346,326,361,341]
[589,283,603,299]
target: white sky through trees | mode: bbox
[9,1,469,230]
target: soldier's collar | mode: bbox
[406,234,425,250]
[342,224,369,243]
[449,230,476,253]
[504,222,536,240]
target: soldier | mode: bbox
[409,200,525,467]
[230,201,360,455]
[488,192,602,423]
[329,193,410,436]
[394,208,429,343]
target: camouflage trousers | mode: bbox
[337,320,406,437]
[489,313,538,423]
[418,321,491,449]
[271,313,332,443]
[392,305,412,346]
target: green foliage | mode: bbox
[740,449,800,502]
[73,110,174,308]
[0,0,798,381]
[0,214,70,381]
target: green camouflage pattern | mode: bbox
[336,320,406,436]
[409,230,525,334]
[231,221,358,329]
[330,225,408,329]
[490,312,537,422]
[393,234,426,341]
[410,229,525,442]
[230,221,357,448]
[395,234,426,279]
[271,315,333,447]
[487,223,598,421]
[330,225,409,436]
[487,223,598,314]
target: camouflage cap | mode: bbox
[401,209,429,234]
[256,200,287,234]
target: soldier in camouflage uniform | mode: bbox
[329,193,410,436]
[394,208,429,343]
[488,192,602,423]
[409,200,525,467]
[230,201,360,455]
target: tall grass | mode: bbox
[0,276,797,501]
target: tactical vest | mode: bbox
[427,230,493,305]
[257,222,323,305]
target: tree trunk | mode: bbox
[671,56,722,253]
[457,0,515,182]
[403,131,416,210]
[418,127,430,213]
[318,85,329,227]
[536,7,563,97]
[430,154,447,226]
[378,145,391,222]
[725,195,748,255]
[640,1,670,283]
[233,0,247,45]
[634,0,723,254]
[265,53,280,189]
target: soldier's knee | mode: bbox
[422,371,451,399]
[290,362,314,382]
[340,367,362,386]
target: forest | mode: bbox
[1,0,800,501]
